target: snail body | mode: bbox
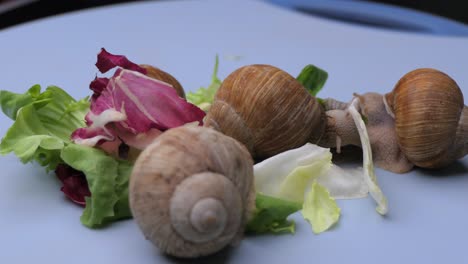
[204,64,325,160]
[323,68,467,172]
[385,68,468,168]
[129,126,255,258]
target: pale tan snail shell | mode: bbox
[129,126,255,258]
[204,64,325,160]
[385,68,468,168]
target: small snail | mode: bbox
[384,68,468,168]
[322,68,467,172]
[129,126,255,258]
[204,64,325,160]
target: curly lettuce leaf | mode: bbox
[60,144,132,228]
[302,182,340,234]
[0,85,89,170]
[246,193,302,235]
[0,84,41,120]
[186,55,221,111]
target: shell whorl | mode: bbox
[170,172,242,244]
[205,64,325,160]
[385,68,466,168]
[129,126,255,258]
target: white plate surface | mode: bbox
[0,1,467,263]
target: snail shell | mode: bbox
[129,126,255,258]
[204,64,325,160]
[140,64,186,98]
[385,68,468,168]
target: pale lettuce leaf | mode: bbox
[254,143,332,199]
[302,182,340,234]
[316,165,368,199]
[349,98,388,215]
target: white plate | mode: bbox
[1,0,467,263]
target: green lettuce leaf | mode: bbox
[186,55,222,111]
[60,144,132,228]
[0,85,89,170]
[296,64,328,97]
[254,143,370,234]
[302,182,340,234]
[246,193,302,235]
[0,84,41,120]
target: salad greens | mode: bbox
[61,144,132,227]
[0,85,89,171]
[246,193,302,234]
[186,55,222,111]
[0,84,133,226]
[254,143,368,234]
[0,49,206,227]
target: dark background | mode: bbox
[0,0,467,30]
[367,0,468,24]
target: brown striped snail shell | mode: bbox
[385,68,468,168]
[204,64,325,160]
[129,126,255,258]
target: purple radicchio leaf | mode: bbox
[96,48,147,74]
[72,68,205,149]
[55,163,91,206]
[89,77,109,95]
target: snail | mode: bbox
[205,64,467,172]
[204,64,325,160]
[384,68,468,168]
[319,68,467,172]
[129,126,255,258]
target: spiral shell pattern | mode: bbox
[385,68,465,168]
[205,64,325,160]
[129,126,255,258]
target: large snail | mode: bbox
[384,68,468,169]
[129,126,255,258]
[204,64,325,160]
[205,65,467,172]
